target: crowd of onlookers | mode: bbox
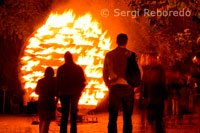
[164,72,200,116]
[138,68,200,119]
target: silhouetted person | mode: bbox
[103,33,141,133]
[142,53,167,133]
[35,67,57,133]
[57,51,86,133]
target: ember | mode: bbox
[20,10,112,106]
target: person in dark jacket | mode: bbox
[57,51,86,133]
[103,33,141,133]
[142,53,167,133]
[35,67,57,133]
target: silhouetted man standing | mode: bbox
[143,53,167,133]
[103,33,141,133]
[57,51,86,133]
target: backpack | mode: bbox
[125,52,141,88]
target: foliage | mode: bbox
[129,0,200,29]
[128,0,200,68]
[0,0,53,96]
[0,0,53,40]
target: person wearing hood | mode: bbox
[57,51,86,133]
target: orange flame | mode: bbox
[20,10,111,105]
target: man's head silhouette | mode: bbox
[44,67,54,77]
[117,33,128,46]
[64,51,73,63]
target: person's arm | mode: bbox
[52,78,58,97]
[35,80,41,95]
[56,68,62,95]
[103,54,110,87]
[133,57,141,87]
[79,67,86,89]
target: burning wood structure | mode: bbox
[20,10,112,106]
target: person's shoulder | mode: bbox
[106,48,116,56]
[57,64,65,71]
[37,79,42,82]
[73,64,84,75]
[75,64,83,71]
[126,50,136,59]
[44,77,56,82]
[130,51,136,57]
[130,51,136,56]
[38,78,45,84]
[106,47,125,58]
[125,48,134,54]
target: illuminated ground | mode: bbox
[0,110,200,133]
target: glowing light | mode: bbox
[20,10,111,106]
[193,56,197,63]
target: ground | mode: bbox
[0,110,200,133]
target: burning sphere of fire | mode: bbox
[20,10,112,105]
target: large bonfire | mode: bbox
[20,10,112,106]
